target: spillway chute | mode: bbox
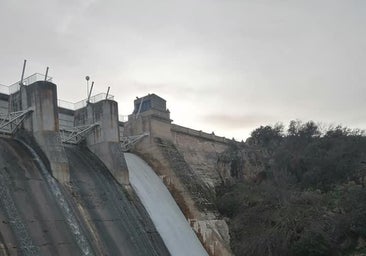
[125,153,208,256]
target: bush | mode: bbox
[216,121,366,255]
[291,232,331,256]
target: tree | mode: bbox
[249,123,283,146]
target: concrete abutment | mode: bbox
[124,94,233,256]
[3,79,234,255]
[7,81,129,185]
[17,81,70,183]
[74,99,129,185]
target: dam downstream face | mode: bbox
[0,138,82,255]
[65,146,169,256]
[124,153,209,256]
[0,138,169,256]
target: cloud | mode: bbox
[200,113,277,130]
[1,0,366,140]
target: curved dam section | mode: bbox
[124,153,208,256]
[0,138,83,255]
[0,138,169,256]
[65,146,169,256]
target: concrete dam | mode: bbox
[0,73,234,256]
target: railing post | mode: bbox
[19,60,27,87]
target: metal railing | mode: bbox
[0,73,53,95]
[57,93,115,111]
[0,84,9,95]
[57,99,75,110]
[119,115,128,122]
[74,93,114,110]
[9,73,52,94]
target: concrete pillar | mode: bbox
[74,100,129,185]
[20,81,70,183]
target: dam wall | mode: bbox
[125,153,208,256]
[1,76,129,185]
[0,77,171,255]
[0,138,169,255]
[0,93,8,113]
[74,99,129,185]
[171,124,233,187]
[16,81,70,183]
[0,75,233,255]
[123,94,233,188]
[124,94,233,256]
[58,107,75,130]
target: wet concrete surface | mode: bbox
[65,145,169,256]
[0,138,80,255]
[0,138,169,256]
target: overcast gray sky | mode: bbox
[1,0,365,140]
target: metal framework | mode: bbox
[60,123,99,144]
[120,132,149,151]
[135,96,145,118]
[0,109,33,135]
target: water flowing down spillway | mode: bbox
[0,138,169,256]
[21,141,94,256]
[0,138,84,255]
[63,146,170,256]
[124,153,209,256]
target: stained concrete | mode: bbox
[123,94,233,256]
[75,100,129,185]
[64,145,170,256]
[0,138,80,255]
[19,81,70,183]
[0,138,170,256]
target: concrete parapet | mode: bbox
[18,81,70,183]
[171,124,231,144]
[74,100,129,185]
[125,112,172,141]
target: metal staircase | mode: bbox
[120,132,149,151]
[0,108,33,136]
[60,123,99,144]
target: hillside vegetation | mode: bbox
[216,121,366,256]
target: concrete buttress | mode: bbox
[20,81,70,183]
[74,99,129,185]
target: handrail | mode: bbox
[57,93,115,111]
[0,73,53,95]
[57,99,75,110]
[9,73,52,94]
[0,84,9,95]
[119,115,128,122]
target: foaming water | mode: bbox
[20,141,94,256]
[124,153,208,256]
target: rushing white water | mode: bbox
[21,141,94,256]
[124,153,208,256]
